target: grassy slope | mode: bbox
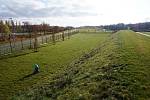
[0,32,111,99]
[14,30,150,100]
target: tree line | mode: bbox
[0,19,74,41]
[101,22,150,32]
[0,20,74,33]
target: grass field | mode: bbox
[13,30,150,100]
[0,32,111,99]
[1,30,150,100]
[143,32,150,35]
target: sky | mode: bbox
[0,0,150,26]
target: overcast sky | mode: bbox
[0,0,150,26]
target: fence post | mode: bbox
[52,33,55,44]
[34,32,38,52]
[68,31,70,39]
[0,46,1,56]
[50,35,51,42]
[49,33,50,42]
[56,34,57,42]
[42,33,44,44]
[46,36,48,43]
[30,33,32,49]
[21,38,24,50]
[62,32,65,41]
[13,34,16,49]
[9,34,13,53]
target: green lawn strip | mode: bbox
[0,32,110,99]
[143,32,150,35]
[117,30,150,99]
[13,30,150,100]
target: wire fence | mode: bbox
[0,29,79,58]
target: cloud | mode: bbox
[0,0,97,18]
[1,0,149,26]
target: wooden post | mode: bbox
[46,36,48,43]
[31,25,38,52]
[52,33,55,44]
[50,35,52,41]
[29,33,32,49]
[68,31,70,39]
[62,32,65,41]
[59,34,61,40]
[13,34,16,49]
[42,33,44,44]
[34,32,38,52]
[0,46,2,56]
[55,35,57,40]
[48,35,50,42]
[21,38,23,50]
[9,34,13,53]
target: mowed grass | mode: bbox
[118,30,150,99]
[0,32,111,99]
[143,32,150,35]
[14,30,150,100]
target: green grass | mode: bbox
[143,32,150,35]
[13,30,150,100]
[117,30,150,99]
[0,32,111,99]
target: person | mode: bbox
[33,64,40,74]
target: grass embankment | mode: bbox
[0,32,111,99]
[14,30,150,100]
